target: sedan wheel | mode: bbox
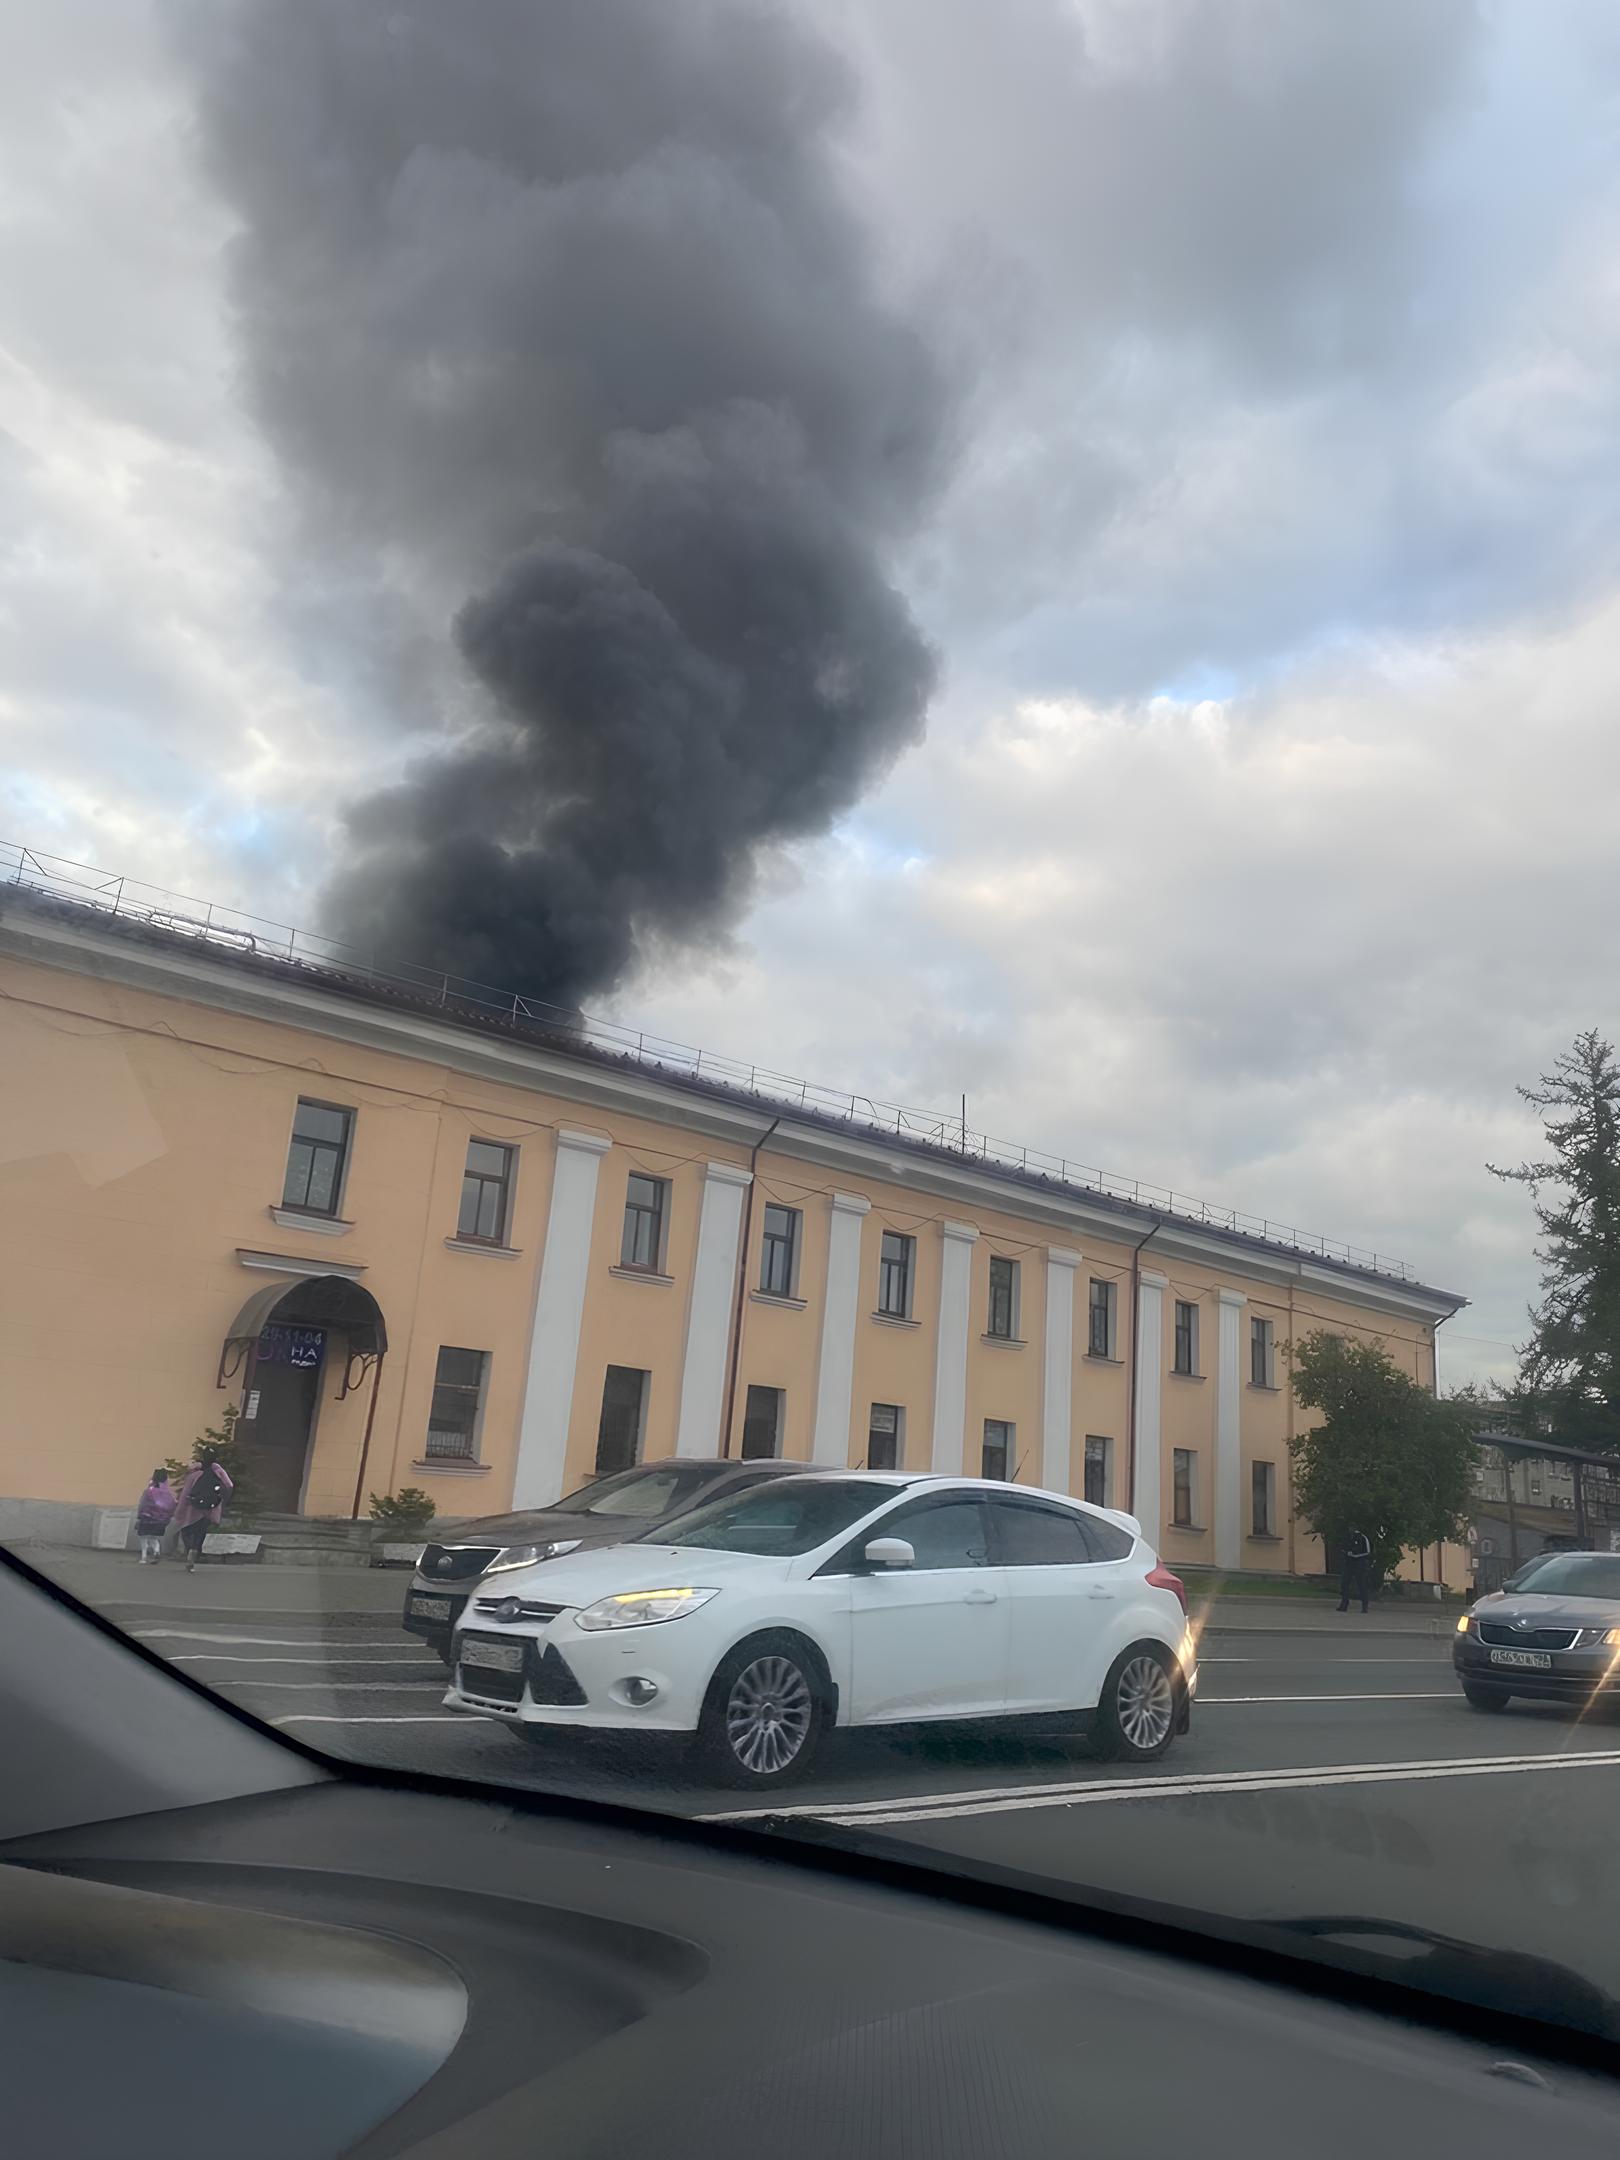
[700,1636,827,1787]
[1093,1645,1179,1761]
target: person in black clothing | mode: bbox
[1338,1527,1372,1612]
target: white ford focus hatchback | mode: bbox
[445,1471,1196,1787]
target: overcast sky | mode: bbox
[10,0,1620,1386]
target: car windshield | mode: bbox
[1503,1554,1620,1600]
[652,1481,902,1557]
[551,1466,713,1520]
[18,0,1620,2059]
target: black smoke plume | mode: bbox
[181,0,951,1006]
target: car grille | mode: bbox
[422,1543,501,1583]
[456,1632,526,1704]
[1479,1622,1579,1651]
[472,1597,564,1622]
[530,1644,588,1706]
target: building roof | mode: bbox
[0,858,1467,1317]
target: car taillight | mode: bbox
[1146,1561,1188,1614]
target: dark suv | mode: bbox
[403,1458,834,1659]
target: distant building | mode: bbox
[0,866,1466,1579]
[1470,1433,1620,1587]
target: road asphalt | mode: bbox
[27,1544,1618,2011]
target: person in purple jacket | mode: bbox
[174,1458,234,1573]
[134,1467,177,1564]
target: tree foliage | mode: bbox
[164,1402,264,1523]
[1488,1030,1620,1453]
[1288,1331,1475,1582]
[368,1487,436,1532]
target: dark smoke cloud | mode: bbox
[179,0,951,1004]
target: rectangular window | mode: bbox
[1084,1435,1112,1508]
[1173,1299,1198,1375]
[741,1384,784,1460]
[281,1098,353,1216]
[595,1365,650,1476]
[425,1346,488,1461]
[1173,1448,1197,1528]
[868,1402,904,1471]
[1087,1278,1115,1358]
[1250,1316,1275,1387]
[987,1255,1018,1339]
[1252,1460,1277,1537]
[982,1418,1013,1481]
[457,1139,514,1244]
[620,1174,667,1271]
[878,1231,915,1318]
[759,1204,800,1297]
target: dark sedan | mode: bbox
[402,1457,833,1658]
[1454,1551,1620,1713]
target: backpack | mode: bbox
[189,1464,225,1513]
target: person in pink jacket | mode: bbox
[174,1458,234,1573]
[134,1468,177,1564]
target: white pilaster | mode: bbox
[674,1161,754,1457]
[511,1128,610,1509]
[811,1192,871,1465]
[1214,1288,1247,1569]
[1041,1247,1081,1493]
[929,1221,979,1475]
[1132,1269,1167,1539]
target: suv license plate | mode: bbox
[410,1595,452,1620]
[1489,1647,1552,1670]
[461,1639,524,1673]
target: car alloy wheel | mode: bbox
[725,1654,814,1777]
[1114,1652,1176,1752]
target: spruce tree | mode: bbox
[1489,1029,1620,1451]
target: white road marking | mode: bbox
[272,1715,469,1728]
[208,1679,445,1691]
[1199,1692,1456,1704]
[706,1747,1620,1828]
[135,1630,425,1649]
[1198,1657,1445,1665]
[170,1653,436,1666]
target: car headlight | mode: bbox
[575,1586,720,1631]
[484,1538,583,1575]
[1455,1614,1473,1634]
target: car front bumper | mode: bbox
[1454,1638,1620,1699]
[401,1582,470,1649]
[445,1614,713,1734]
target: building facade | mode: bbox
[0,883,1465,1575]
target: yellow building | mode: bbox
[0,869,1466,1579]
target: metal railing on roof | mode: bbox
[1,838,1421,1284]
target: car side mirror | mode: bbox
[864,1536,914,1569]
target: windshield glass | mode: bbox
[17,0,1620,2058]
[1501,1554,1620,1600]
[552,1466,713,1519]
[654,1481,902,1556]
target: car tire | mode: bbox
[698,1633,829,1789]
[1461,1682,1511,1713]
[1091,1644,1180,1762]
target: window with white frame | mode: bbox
[426,1347,488,1461]
[1250,1316,1276,1387]
[1087,1277,1116,1358]
[868,1402,904,1470]
[981,1418,1013,1481]
[759,1204,800,1297]
[1252,1460,1277,1536]
[620,1174,668,1271]
[1172,1447,1198,1528]
[1084,1435,1112,1507]
[1173,1298,1199,1375]
[987,1255,1018,1340]
[878,1231,915,1318]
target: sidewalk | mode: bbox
[1194,1592,1457,1639]
[17,1544,410,1620]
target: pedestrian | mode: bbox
[1338,1526,1372,1614]
[133,1467,177,1564]
[174,1456,234,1573]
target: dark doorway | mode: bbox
[239,1325,326,1513]
[595,1365,649,1476]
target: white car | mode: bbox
[445,1471,1196,1787]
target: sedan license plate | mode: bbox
[461,1638,524,1674]
[1489,1647,1553,1671]
[410,1595,452,1621]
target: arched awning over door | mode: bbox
[222,1274,388,1359]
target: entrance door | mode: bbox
[239,1325,326,1512]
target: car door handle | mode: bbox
[1083,1587,1114,1600]
[963,1587,998,1605]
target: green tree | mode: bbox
[1489,1030,1620,1453]
[1288,1331,1475,1584]
[164,1403,264,1524]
